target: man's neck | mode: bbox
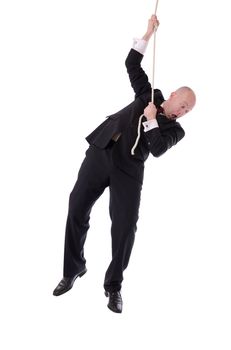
[160,101,175,120]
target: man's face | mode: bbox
[164,89,196,120]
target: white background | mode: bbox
[0,0,230,349]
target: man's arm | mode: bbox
[125,15,159,98]
[125,48,151,98]
[145,126,185,157]
[142,102,185,157]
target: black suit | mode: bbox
[63,48,185,292]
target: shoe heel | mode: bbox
[79,269,87,278]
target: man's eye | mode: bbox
[181,106,185,109]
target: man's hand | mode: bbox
[144,102,157,120]
[142,15,159,41]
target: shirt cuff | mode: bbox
[132,38,148,55]
[142,119,159,132]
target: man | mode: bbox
[53,15,196,313]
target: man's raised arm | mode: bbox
[125,15,159,99]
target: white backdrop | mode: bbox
[0,0,231,349]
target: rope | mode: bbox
[131,1,159,155]
[151,0,159,103]
[130,114,143,156]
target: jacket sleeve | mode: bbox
[144,125,185,157]
[125,48,151,98]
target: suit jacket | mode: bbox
[85,49,185,184]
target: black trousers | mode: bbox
[63,139,143,292]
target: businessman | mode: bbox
[53,15,196,313]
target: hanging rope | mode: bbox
[131,0,159,156]
[151,0,159,103]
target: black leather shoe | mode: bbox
[105,291,123,313]
[53,268,87,296]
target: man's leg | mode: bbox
[104,168,143,293]
[63,145,111,278]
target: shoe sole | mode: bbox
[107,305,122,313]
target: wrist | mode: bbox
[142,32,152,41]
[145,116,156,121]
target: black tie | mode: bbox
[157,105,165,115]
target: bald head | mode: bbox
[176,86,196,107]
[162,86,196,119]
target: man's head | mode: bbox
[162,86,196,120]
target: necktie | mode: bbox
[157,105,165,115]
